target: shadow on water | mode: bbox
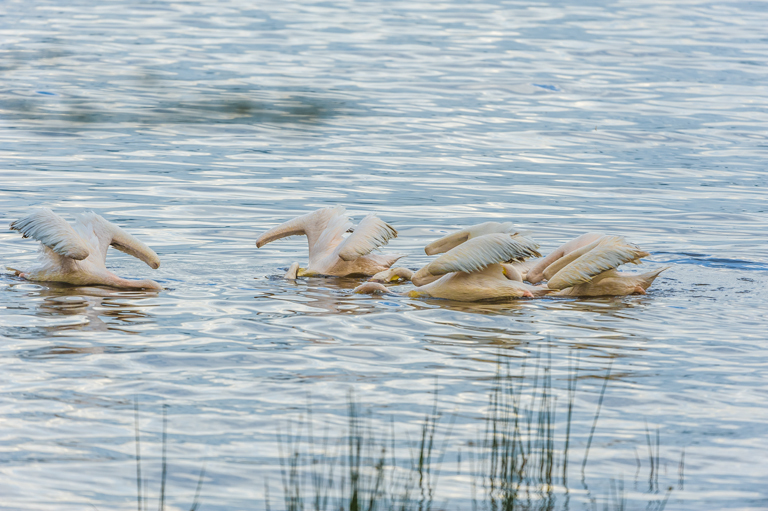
[2,91,338,127]
[2,43,341,129]
[260,275,655,321]
[2,48,340,128]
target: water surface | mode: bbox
[1,0,767,509]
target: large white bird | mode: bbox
[7,208,162,289]
[367,221,536,286]
[357,232,547,301]
[256,206,402,278]
[530,234,668,296]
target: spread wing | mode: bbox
[337,214,398,262]
[426,233,541,276]
[424,221,517,256]
[547,237,650,290]
[9,208,90,260]
[76,212,160,269]
[256,206,347,250]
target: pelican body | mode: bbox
[357,223,668,302]
[256,206,402,278]
[357,230,547,301]
[8,209,161,290]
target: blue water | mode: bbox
[1,0,768,509]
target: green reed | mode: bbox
[271,352,680,511]
[126,352,680,511]
[273,393,445,511]
[133,399,205,511]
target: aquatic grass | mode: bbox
[122,354,680,511]
[273,392,445,511]
[132,399,206,511]
[272,352,682,511]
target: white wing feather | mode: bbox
[311,213,353,263]
[338,214,397,261]
[10,208,90,260]
[427,233,541,276]
[547,238,650,290]
[424,221,517,255]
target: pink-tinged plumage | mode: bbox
[8,209,161,290]
[256,206,401,277]
[546,236,649,290]
[424,221,517,256]
[358,231,545,302]
[357,223,668,301]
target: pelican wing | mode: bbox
[338,214,397,261]
[10,208,90,260]
[311,213,353,263]
[547,238,650,290]
[256,206,347,249]
[427,233,541,276]
[542,236,608,281]
[424,221,516,255]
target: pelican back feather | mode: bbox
[547,237,650,290]
[426,233,541,276]
[424,221,517,255]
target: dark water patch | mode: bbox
[658,254,768,271]
[18,344,148,360]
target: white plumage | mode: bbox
[10,208,91,260]
[338,214,398,262]
[424,221,517,256]
[8,209,161,289]
[427,233,541,276]
[256,206,402,277]
[546,237,649,290]
[358,223,667,301]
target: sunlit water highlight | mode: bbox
[1,0,768,509]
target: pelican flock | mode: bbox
[353,222,668,301]
[6,205,668,300]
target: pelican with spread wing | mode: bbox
[256,206,402,278]
[368,221,534,285]
[357,231,548,301]
[532,234,669,297]
[7,208,161,289]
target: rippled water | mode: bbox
[2,0,768,509]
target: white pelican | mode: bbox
[533,235,669,297]
[357,232,548,301]
[256,206,402,278]
[368,221,536,286]
[526,232,605,284]
[7,208,161,289]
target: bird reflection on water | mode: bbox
[4,281,160,360]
